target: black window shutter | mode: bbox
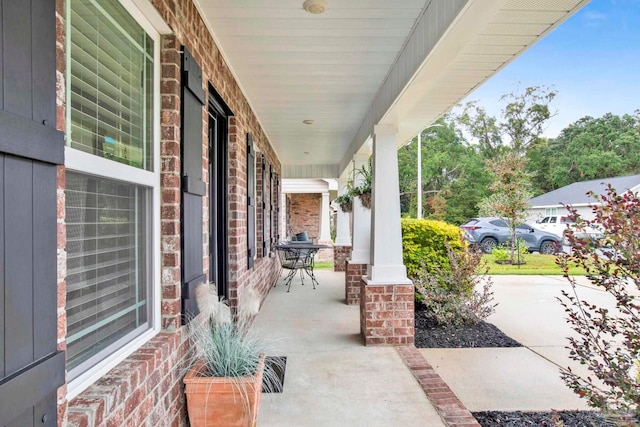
[261,155,268,256]
[269,165,275,251]
[274,173,280,244]
[247,135,256,269]
[180,47,206,323]
[0,0,65,425]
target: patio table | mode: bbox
[275,243,328,292]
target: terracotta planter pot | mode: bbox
[184,355,265,427]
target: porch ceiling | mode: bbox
[194,0,588,178]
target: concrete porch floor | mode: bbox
[254,269,445,427]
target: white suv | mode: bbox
[535,215,603,243]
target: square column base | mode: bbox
[333,245,352,272]
[360,280,414,346]
[345,261,367,305]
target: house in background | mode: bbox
[527,174,640,222]
[0,0,588,425]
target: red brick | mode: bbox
[105,407,125,427]
[124,386,146,416]
[67,411,89,427]
[161,221,180,236]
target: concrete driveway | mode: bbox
[420,274,619,412]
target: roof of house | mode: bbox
[528,174,640,207]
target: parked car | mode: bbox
[534,215,603,244]
[460,217,562,254]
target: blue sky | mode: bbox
[462,0,640,138]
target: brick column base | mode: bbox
[333,245,352,272]
[360,280,414,346]
[345,261,367,305]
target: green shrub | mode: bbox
[414,242,496,325]
[401,218,462,279]
[492,245,510,262]
[492,239,528,262]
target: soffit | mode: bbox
[195,0,427,168]
[194,0,588,178]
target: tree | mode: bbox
[397,116,491,223]
[479,153,533,262]
[459,86,555,260]
[458,85,556,158]
[529,112,640,191]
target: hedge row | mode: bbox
[401,218,463,279]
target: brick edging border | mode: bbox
[397,346,481,427]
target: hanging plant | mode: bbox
[334,193,353,213]
[352,163,372,209]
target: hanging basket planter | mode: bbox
[359,192,371,209]
[340,200,353,213]
[335,193,353,213]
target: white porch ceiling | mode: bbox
[194,0,588,178]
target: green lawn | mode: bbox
[482,253,587,275]
[312,255,587,275]
[313,261,334,270]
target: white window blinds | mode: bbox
[69,0,153,171]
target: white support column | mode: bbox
[280,193,288,241]
[319,191,332,242]
[349,153,371,264]
[367,124,410,284]
[334,175,352,246]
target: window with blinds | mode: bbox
[66,0,156,379]
[65,172,150,374]
[69,0,153,171]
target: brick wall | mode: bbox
[159,34,183,332]
[55,0,68,422]
[58,0,282,425]
[334,245,352,272]
[360,282,415,346]
[287,193,335,262]
[287,193,320,240]
[66,334,188,427]
[345,261,367,305]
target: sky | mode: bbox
[461,0,640,138]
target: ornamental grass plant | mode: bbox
[183,283,285,426]
[188,283,264,379]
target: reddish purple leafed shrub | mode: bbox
[557,185,640,420]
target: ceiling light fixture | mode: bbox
[303,119,314,125]
[303,0,328,15]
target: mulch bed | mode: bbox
[414,310,522,348]
[413,309,636,427]
[473,410,625,426]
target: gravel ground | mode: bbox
[414,309,638,426]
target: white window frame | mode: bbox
[65,0,162,400]
[545,207,558,216]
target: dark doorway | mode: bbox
[208,87,231,299]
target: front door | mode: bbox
[208,90,230,300]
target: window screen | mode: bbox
[66,172,150,374]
